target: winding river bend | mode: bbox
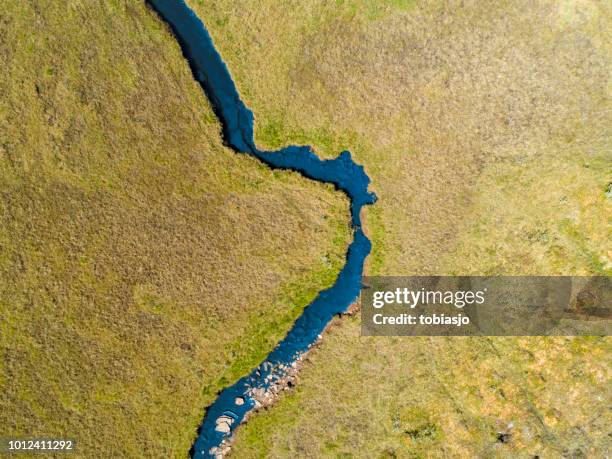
[147,1,376,456]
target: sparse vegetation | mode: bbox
[0,1,351,456]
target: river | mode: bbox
[146,1,376,456]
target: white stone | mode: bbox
[215,422,231,433]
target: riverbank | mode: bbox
[208,304,359,458]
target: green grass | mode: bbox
[0,1,351,456]
[233,328,611,458]
[2,0,610,456]
[186,0,612,456]
[194,0,611,275]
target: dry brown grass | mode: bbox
[0,1,350,456]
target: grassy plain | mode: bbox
[0,1,351,456]
[187,0,612,456]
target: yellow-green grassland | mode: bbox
[0,1,351,456]
[184,0,611,457]
[1,0,610,457]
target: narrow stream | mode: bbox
[146,1,376,456]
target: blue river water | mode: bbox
[146,1,376,456]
